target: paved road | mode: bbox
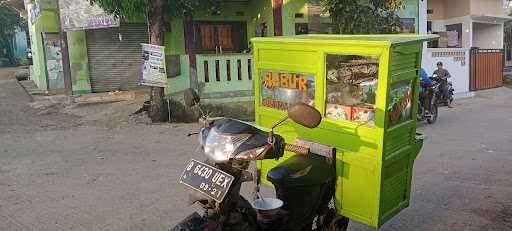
[1,68,511,231]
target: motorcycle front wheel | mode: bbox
[427,102,438,124]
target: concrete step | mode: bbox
[74,91,139,104]
[19,80,46,96]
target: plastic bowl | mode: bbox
[251,198,283,210]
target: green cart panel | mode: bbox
[252,35,435,228]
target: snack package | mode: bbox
[351,106,375,123]
[326,104,352,121]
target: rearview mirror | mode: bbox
[184,88,200,107]
[288,103,321,128]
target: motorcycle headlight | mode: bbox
[203,128,251,163]
[233,146,268,161]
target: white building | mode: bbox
[421,0,511,97]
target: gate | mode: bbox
[470,48,504,91]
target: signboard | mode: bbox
[260,70,315,111]
[59,0,120,31]
[139,43,167,87]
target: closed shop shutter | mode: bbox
[86,24,149,92]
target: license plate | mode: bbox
[179,159,234,203]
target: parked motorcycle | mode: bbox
[430,74,454,106]
[171,88,349,231]
[417,80,439,124]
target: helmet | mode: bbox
[436,61,443,66]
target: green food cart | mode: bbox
[252,34,437,228]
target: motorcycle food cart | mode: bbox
[251,34,437,228]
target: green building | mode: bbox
[26,0,423,102]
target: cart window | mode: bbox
[260,70,315,111]
[388,80,414,127]
[325,55,379,125]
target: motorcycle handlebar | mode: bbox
[284,143,309,155]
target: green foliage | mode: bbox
[0,4,24,39]
[88,0,218,20]
[505,22,512,45]
[0,4,25,65]
[321,0,405,34]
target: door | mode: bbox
[86,24,149,92]
[194,22,246,54]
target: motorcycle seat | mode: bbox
[267,154,335,187]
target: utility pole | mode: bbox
[57,0,72,95]
[60,30,72,95]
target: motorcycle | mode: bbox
[171,88,349,231]
[430,74,454,106]
[417,79,439,124]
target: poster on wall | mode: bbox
[447,31,459,48]
[43,33,64,90]
[27,1,41,24]
[139,43,167,87]
[59,0,120,31]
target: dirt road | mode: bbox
[1,68,511,231]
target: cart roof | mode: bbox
[252,34,439,46]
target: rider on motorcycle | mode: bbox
[420,68,432,90]
[433,61,453,108]
[419,68,433,114]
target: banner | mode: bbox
[139,44,168,87]
[59,0,120,31]
[447,30,459,47]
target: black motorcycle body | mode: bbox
[172,100,348,231]
[430,76,454,106]
[418,81,439,124]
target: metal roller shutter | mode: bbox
[86,24,149,92]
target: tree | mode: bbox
[321,0,406,34]
[88,0,218,122]
[0,4,25,66]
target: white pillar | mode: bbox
[500,23,505,48]
[418,0,428,34]
[420,0,429,69]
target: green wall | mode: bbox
[164,0,275,94]
[249,0,274,37]
[29,0,420,95]
[282,0,308,36]
[29,10,60,90]
[164,55,191,95]
[29,8,92,94]
[165,20,186,55]
[164,0,275,55]
[67,31,92,94]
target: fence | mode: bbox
[196,53,253,99]
[423,48,471,96]
[470,48,504,91]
